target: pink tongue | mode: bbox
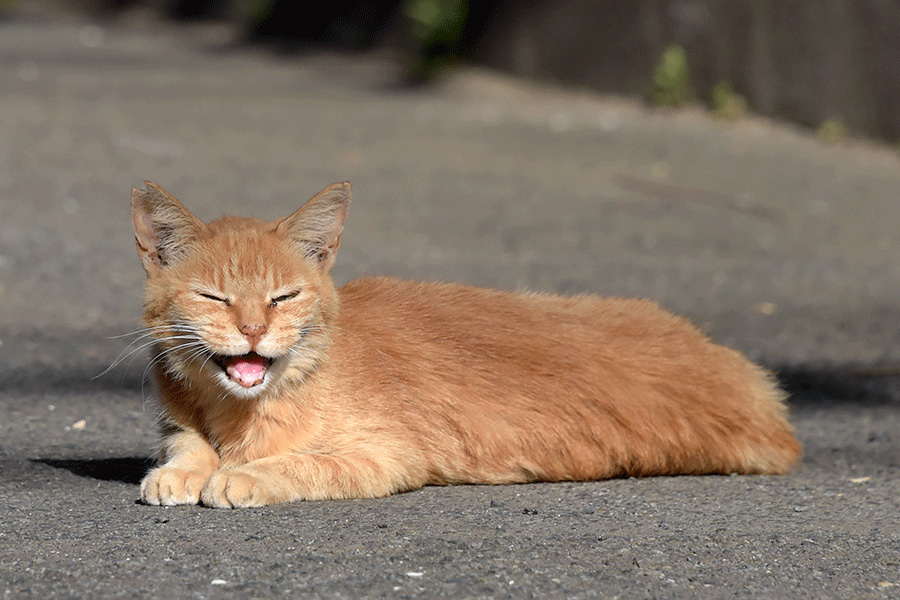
[224,354,267,388]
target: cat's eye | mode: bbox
[198,291,230,305]
[270,291,300,307]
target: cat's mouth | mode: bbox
[212,352,275,388]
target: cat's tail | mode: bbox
[613,349,802,479]
[729,363,802,475]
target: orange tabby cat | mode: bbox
[131,181,800,508]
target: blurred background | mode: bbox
[12,0,900,142]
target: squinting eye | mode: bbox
[199,292,230,305]
[271,291,300,306]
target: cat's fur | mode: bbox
[131,181,801,508]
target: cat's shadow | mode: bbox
[36,457,154,485]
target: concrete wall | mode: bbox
[471,1,900,141]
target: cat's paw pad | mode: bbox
[199,469,271,508]
[141,467,209,506]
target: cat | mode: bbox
[131,181,801,508]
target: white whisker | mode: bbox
[94,335,203,379]
[107,323,194,340]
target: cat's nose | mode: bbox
[240,323,267,347]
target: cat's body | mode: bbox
[131,181,800,508]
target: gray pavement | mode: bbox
[1,14,899,600]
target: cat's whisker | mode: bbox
[186,345,211,360]
[146,341,206,368]
[140,340,209,387]
[182,348,210,368]
[116,330,197,354]
[131,327,197,406]
[94,335,203,379]
[288,343,315,357]
[102,327,184,359]
[132,337,204,370]
[105,322,197,344]
[154,341,207,362]
[184,347,218,373]
[197,351,217,373]
[107,323,195,339]
[141,355,163,386]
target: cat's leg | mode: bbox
[199,453,417,508]
[141,429,220,506]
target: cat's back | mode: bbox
[334,276,728,382]
[334,276,781,415]
[337,276,701,349]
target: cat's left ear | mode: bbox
[276,182,351,273]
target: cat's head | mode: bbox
[131,181,350,399]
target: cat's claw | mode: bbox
[141,467,209,506]
[200,469,270,508]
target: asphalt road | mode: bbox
[1,12,899,600]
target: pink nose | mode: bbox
[240,323,267,346]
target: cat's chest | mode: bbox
[203,397,318,466]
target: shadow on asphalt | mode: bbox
[35,457,153,485]
[6,367,148,395]
[773,364,900,406]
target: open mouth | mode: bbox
[212,352,275,388]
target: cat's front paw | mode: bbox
[199,469,274,508]
[141,467,209,506]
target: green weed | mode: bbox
[649,44,693,107]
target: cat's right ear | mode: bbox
[131,182,206,275]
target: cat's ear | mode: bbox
[275,181,351,272]
[131,182,206,275]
